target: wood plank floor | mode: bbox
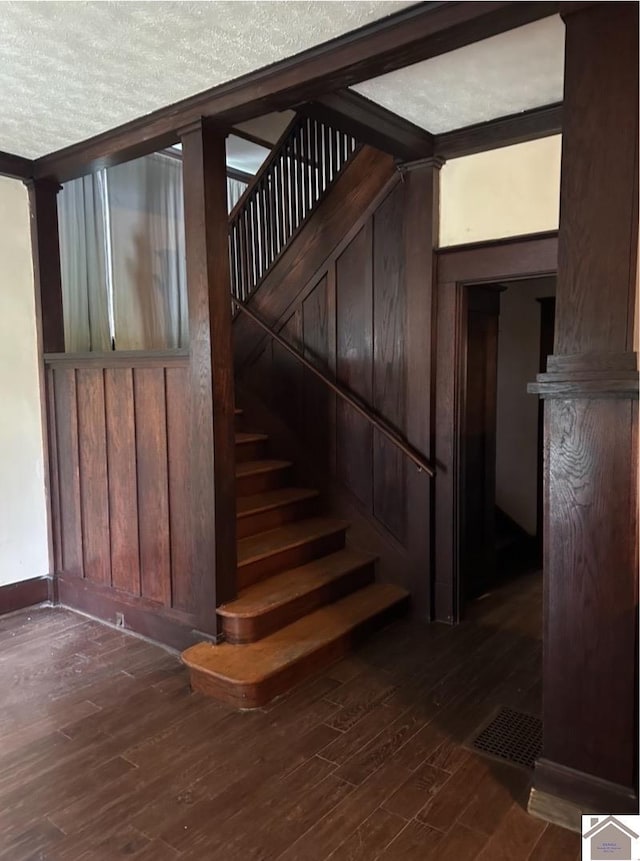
[0,572,580,860]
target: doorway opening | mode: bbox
[459,276,556,613]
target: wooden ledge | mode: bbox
[529,351,639,398]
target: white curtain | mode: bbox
[58,156,247,351]
[57,173,112,351]
[227,177,247,212]
[107,153,188,350]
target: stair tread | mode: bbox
[182,583,408,685]
[236,432,269,445]
[219,548,377,618]
[238,517,349,567]
[237,487,319,518]
[236,459,292,478]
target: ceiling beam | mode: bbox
[299,90,434,161]
[32,1,559,183]
[434,102,563,159]
[0,150,34,181]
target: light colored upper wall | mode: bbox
[0,176,49,587]
[439,135,562,247]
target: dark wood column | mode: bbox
[529,2,638,819]
[27,178,64,353]
[401,157,441,621]
[181,119,237,636]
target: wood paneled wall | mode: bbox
[45,354,201,649]
[35,126,235,650]
[237,154,438,618]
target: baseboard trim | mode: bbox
[0,576,53,615]
[528,787,585,833]
[56,575,206,651]
[530,758,638,823]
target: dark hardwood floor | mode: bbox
[0,572,579,860]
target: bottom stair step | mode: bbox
[182,583,409,709]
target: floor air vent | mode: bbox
[469,706,542,769]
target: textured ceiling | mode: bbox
[353,16,565,133]
[0,0,415,159]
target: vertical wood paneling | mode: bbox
[273,310,304,437]
[134,368,171,605]
[372,184,406,541]
[303,276,331,465]
[166,366,193,612]
[104,368,140,596]
[49,358,192,620]
[53,368,83,577]
[326,263,338,476]
[336,223,374,508]
[76,369,111,585]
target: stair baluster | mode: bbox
[228,115,358,303]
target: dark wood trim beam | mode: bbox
[434,102,563,159]
[182,119,237,632]
[33,2,559,182]
[227,166,253,184]
[43,350,190,369]
[0,150,34,181]
[229,127,275,151]
[300,90,434,161]
[27,179,64,353]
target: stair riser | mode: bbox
[236,496,319,540]
[235,440,269,464]
[222,563,375,644]
[188,594,409,708]
[238,530,347,590]
[236,466,291,496]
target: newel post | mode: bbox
[181,119,237,636]
[528,2,639,822]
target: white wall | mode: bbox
[0,176,49,586]
[495,277,555,535]
[439,135,562,247]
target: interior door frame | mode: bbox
[433,231,558,624]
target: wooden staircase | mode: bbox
[181,409,409,708]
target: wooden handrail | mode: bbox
[234,299,435,477]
